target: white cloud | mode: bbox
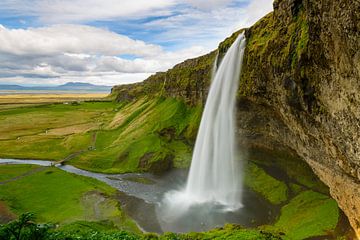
[0,24,161,57]
[143,0,273,50]
[0,24,207,85]
[185,0,233,10]
[0,0,274,86]
[0,0,177,23]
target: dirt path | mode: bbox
[57,131,98,165]
[0,131,98,184]
[0,165,47,185]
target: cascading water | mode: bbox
[157,33,247,232]
[184,33,246,209]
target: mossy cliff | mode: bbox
[238,0,360,236]
[111,0,359,236]
[111,51,217,106]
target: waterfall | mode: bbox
[184,33,246,209]
[157,34,246,230]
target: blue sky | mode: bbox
[0,0,273,86]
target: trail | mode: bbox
[0,131,98,185]
[0,165,47,185]
[56,131,97,165]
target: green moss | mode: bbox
[0,165,139,232]
[248,148,329,194]
[171,224,281,240]
[239,7,309,97]
[167,140,192,168]
[184,105,203,141]
[289,183,305,195]
[239,13,279,96]
[266,191,339,240]
[218,29,245,54]
[244,162,288,205]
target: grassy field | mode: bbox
[0,93,108,104]
[0,101,118,161]
[0,95,200,173]
[0,164,139,232]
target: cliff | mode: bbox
[239,0,360,236]
[111,0,360,236]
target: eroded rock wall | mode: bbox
[240,0,360,235]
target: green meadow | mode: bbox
[0,97,199,173]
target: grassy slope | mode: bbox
[0,98,200,173]
[66,97,201,173]
[0,164,139,233]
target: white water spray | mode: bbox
[161,33,247,215]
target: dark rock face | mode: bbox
[111,0,360,235]
[239,0,360,235]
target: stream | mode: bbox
[0,159,276,233]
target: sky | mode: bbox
[0,0,273,86]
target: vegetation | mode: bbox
[0,97,200,174]
[248,148,329,194]
[0,165,139,233]
[0,213,282,240]
[67,97,201,173]
[265,191,340,239]
[244,162,288,205]
[0,101,116,160]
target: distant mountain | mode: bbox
[0,82,112,92]
[0,85,28,90]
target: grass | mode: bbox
[0,164,139,233]
[0,101,118,161]
[0,164,40,181]
[244,162,288,204]
[248,148,329,194]
[0,93,108,105]
[68,97,199,173]
[0,96,198,174]
[265,190,339,239]
[177,224,281,240]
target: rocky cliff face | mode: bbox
[239,0,360,236]
[112,0,360,235]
